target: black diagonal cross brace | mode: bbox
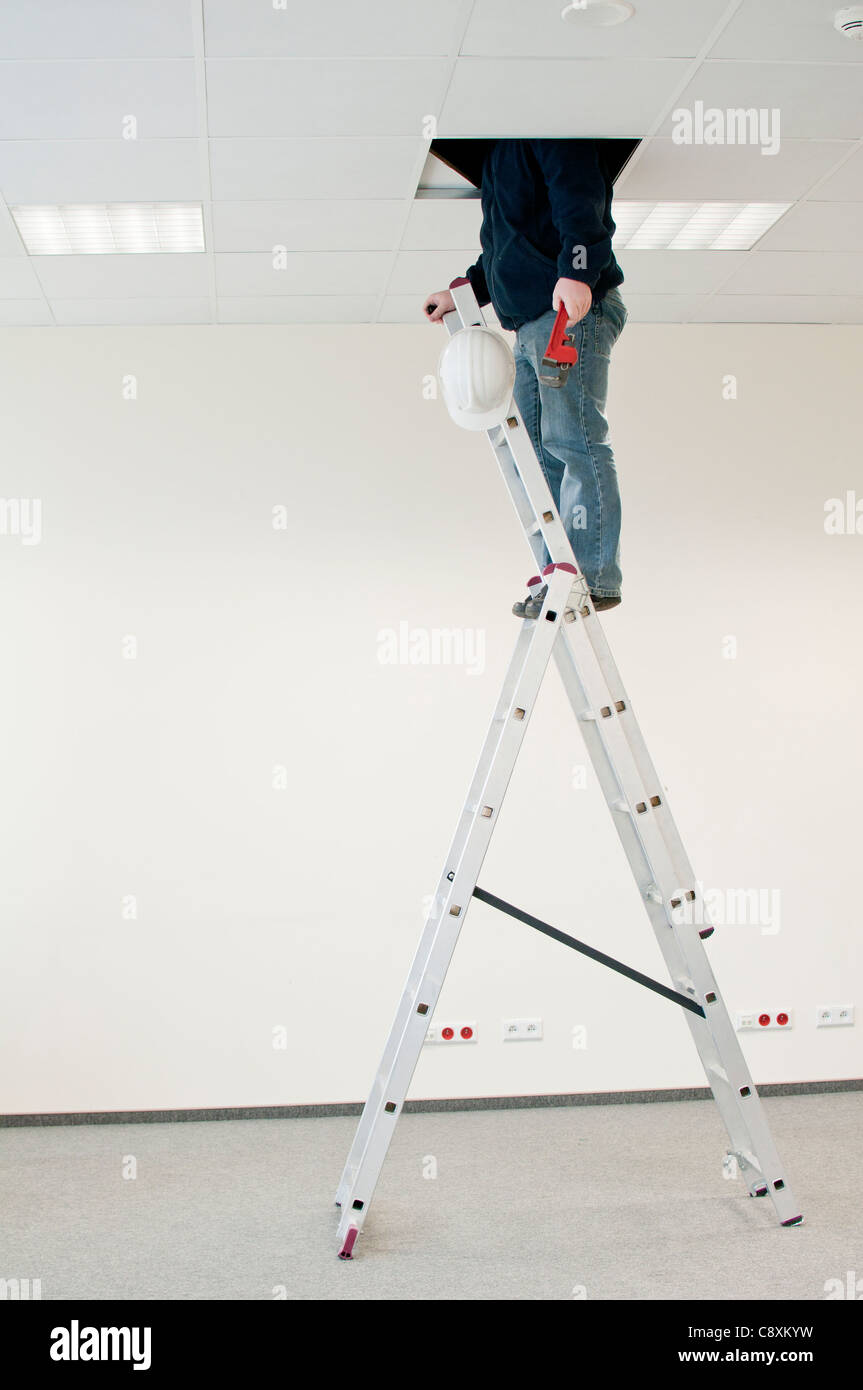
[472,886,706,1019]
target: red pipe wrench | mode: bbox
[539,302,579,388]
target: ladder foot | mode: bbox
[337,1224,359,1260]
[781,1213,804,1227]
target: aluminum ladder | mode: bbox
[334,279,802,1259]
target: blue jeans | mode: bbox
[513,287,627,599]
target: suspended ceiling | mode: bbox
[0,0,861,326]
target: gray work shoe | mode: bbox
[512,583,547,618]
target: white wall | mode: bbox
[1,318,861,1114]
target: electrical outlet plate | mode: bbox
[424,1020,477,1044]
[816,1005,855,1028]
[735,1010,793,1031]
[502,1017,543,1041]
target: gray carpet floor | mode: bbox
[1,1091,860,1300]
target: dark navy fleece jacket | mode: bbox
[460,138,624,332]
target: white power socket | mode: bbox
[502,1017,543,1041]
[735,1010,793,1031]
[816,1005,855,1028]
[424,1021,477,1044]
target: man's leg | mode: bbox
[512,340,559,574]
[515,289,627,603]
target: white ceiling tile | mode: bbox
[0,61,198,139]
[215,251,392,297]
[691,295,863,324]
[463,0,731,59]
[32,254,211,299]
[616,249,747,294]
[0,255,44,296]
[206,59,449,137]
[662,63,863,141]
[613,294,701,322]
[812,146,863,201]
[0,203,25,255]
[719,251,863,296]
[378,295,437,324]
[0,1,193,58]
[388,249,481,296]
[0,299,52,325]
[401,200,482,251]
[757,200,863,252]
[209,137,425,200]
[203,0,463,57]
[51,298,212,325]
[711,0,863,64]
[616,137,852,201]
[0,140,204,204]
[440,58,692,136]
[213,201,405,253]
[217,297,377,323]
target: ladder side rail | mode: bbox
[443,301,552,574]
[446,287,578,573]
[336,571,575,1246]
[487,428,550,575]
[557,612,707,936]
[338,284,562,1228]
[447,283,486,331]
[552,637,783,1197]
[551,639,710,1011]
[491,415,581,568]
[552,635,801,1223]
[577,614,705,896]
[335,619,542,1204]
[679,996,801,1220]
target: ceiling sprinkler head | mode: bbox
[835,6,863,37]
[561,0,635,25]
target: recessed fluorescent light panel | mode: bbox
[613,202,790,250]
[11,204,205,255]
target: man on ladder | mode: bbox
[424,138,628,613]
[333,144,802,1262]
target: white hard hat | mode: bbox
[437,326,516,431]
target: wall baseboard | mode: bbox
[2,1077,860,1127]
